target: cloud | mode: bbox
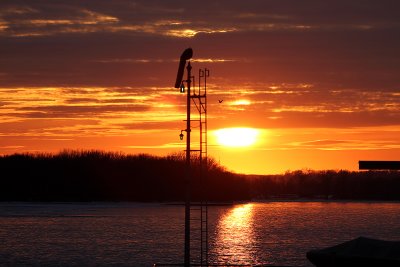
[16,104,150,118]
[286,137,400,151]
[0,3,120,37]
[93,58,238,64]
[0,1,399,140]
[0,1,235,38]
[118,121,183,131]
[3,1,398,39]
[122,142,184,149]
[2,0,400,90]
[208,82,400,129]
[0,118,100,136]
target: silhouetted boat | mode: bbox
[307,237,400,267]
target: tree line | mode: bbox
[0,150,248,201]
[250,169,400,200]
[0,150,399,201]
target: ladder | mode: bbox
[189,68,209,266]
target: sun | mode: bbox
[214,127,259,147]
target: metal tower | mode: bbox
[174,48,209,267]
[191,68,209,267]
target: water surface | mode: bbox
[1,202,399,266]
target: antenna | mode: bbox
[175,48,193,88]
[154,48,209,267]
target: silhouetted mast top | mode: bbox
[175,48,193,88]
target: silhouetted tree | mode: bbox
[0,151,399,201]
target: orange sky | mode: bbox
[0,1,399,174]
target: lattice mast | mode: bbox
[174,48,209,267]
[191,68,209,266]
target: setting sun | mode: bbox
[214,128,259,147]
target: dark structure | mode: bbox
[307,237,400,267]
[359,161,400,170]
[175,48,193,88]
[174,48,210,267]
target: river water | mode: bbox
[1,202,399,267]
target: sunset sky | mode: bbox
[1,0,399,174]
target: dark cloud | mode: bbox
[0,118,99,133]
[64,97,142,104]
[118,121,183,131]
[0,0,399,129]
[16,104,149,118]
[0,0,399,92]
[297,139,351,146]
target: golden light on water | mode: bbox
[214,128,259,147]
[215,203,258,264]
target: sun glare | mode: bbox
[214,128,259,147]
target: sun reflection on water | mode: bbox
[214,203,260,265]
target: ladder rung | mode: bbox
[190,208,201,211]
[190,94,206,98]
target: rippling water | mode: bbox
[1,202,400,266]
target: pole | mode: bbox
[184,61,192,267]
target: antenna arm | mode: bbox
[174,48,193,88]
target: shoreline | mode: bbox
[1,199,400,205]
